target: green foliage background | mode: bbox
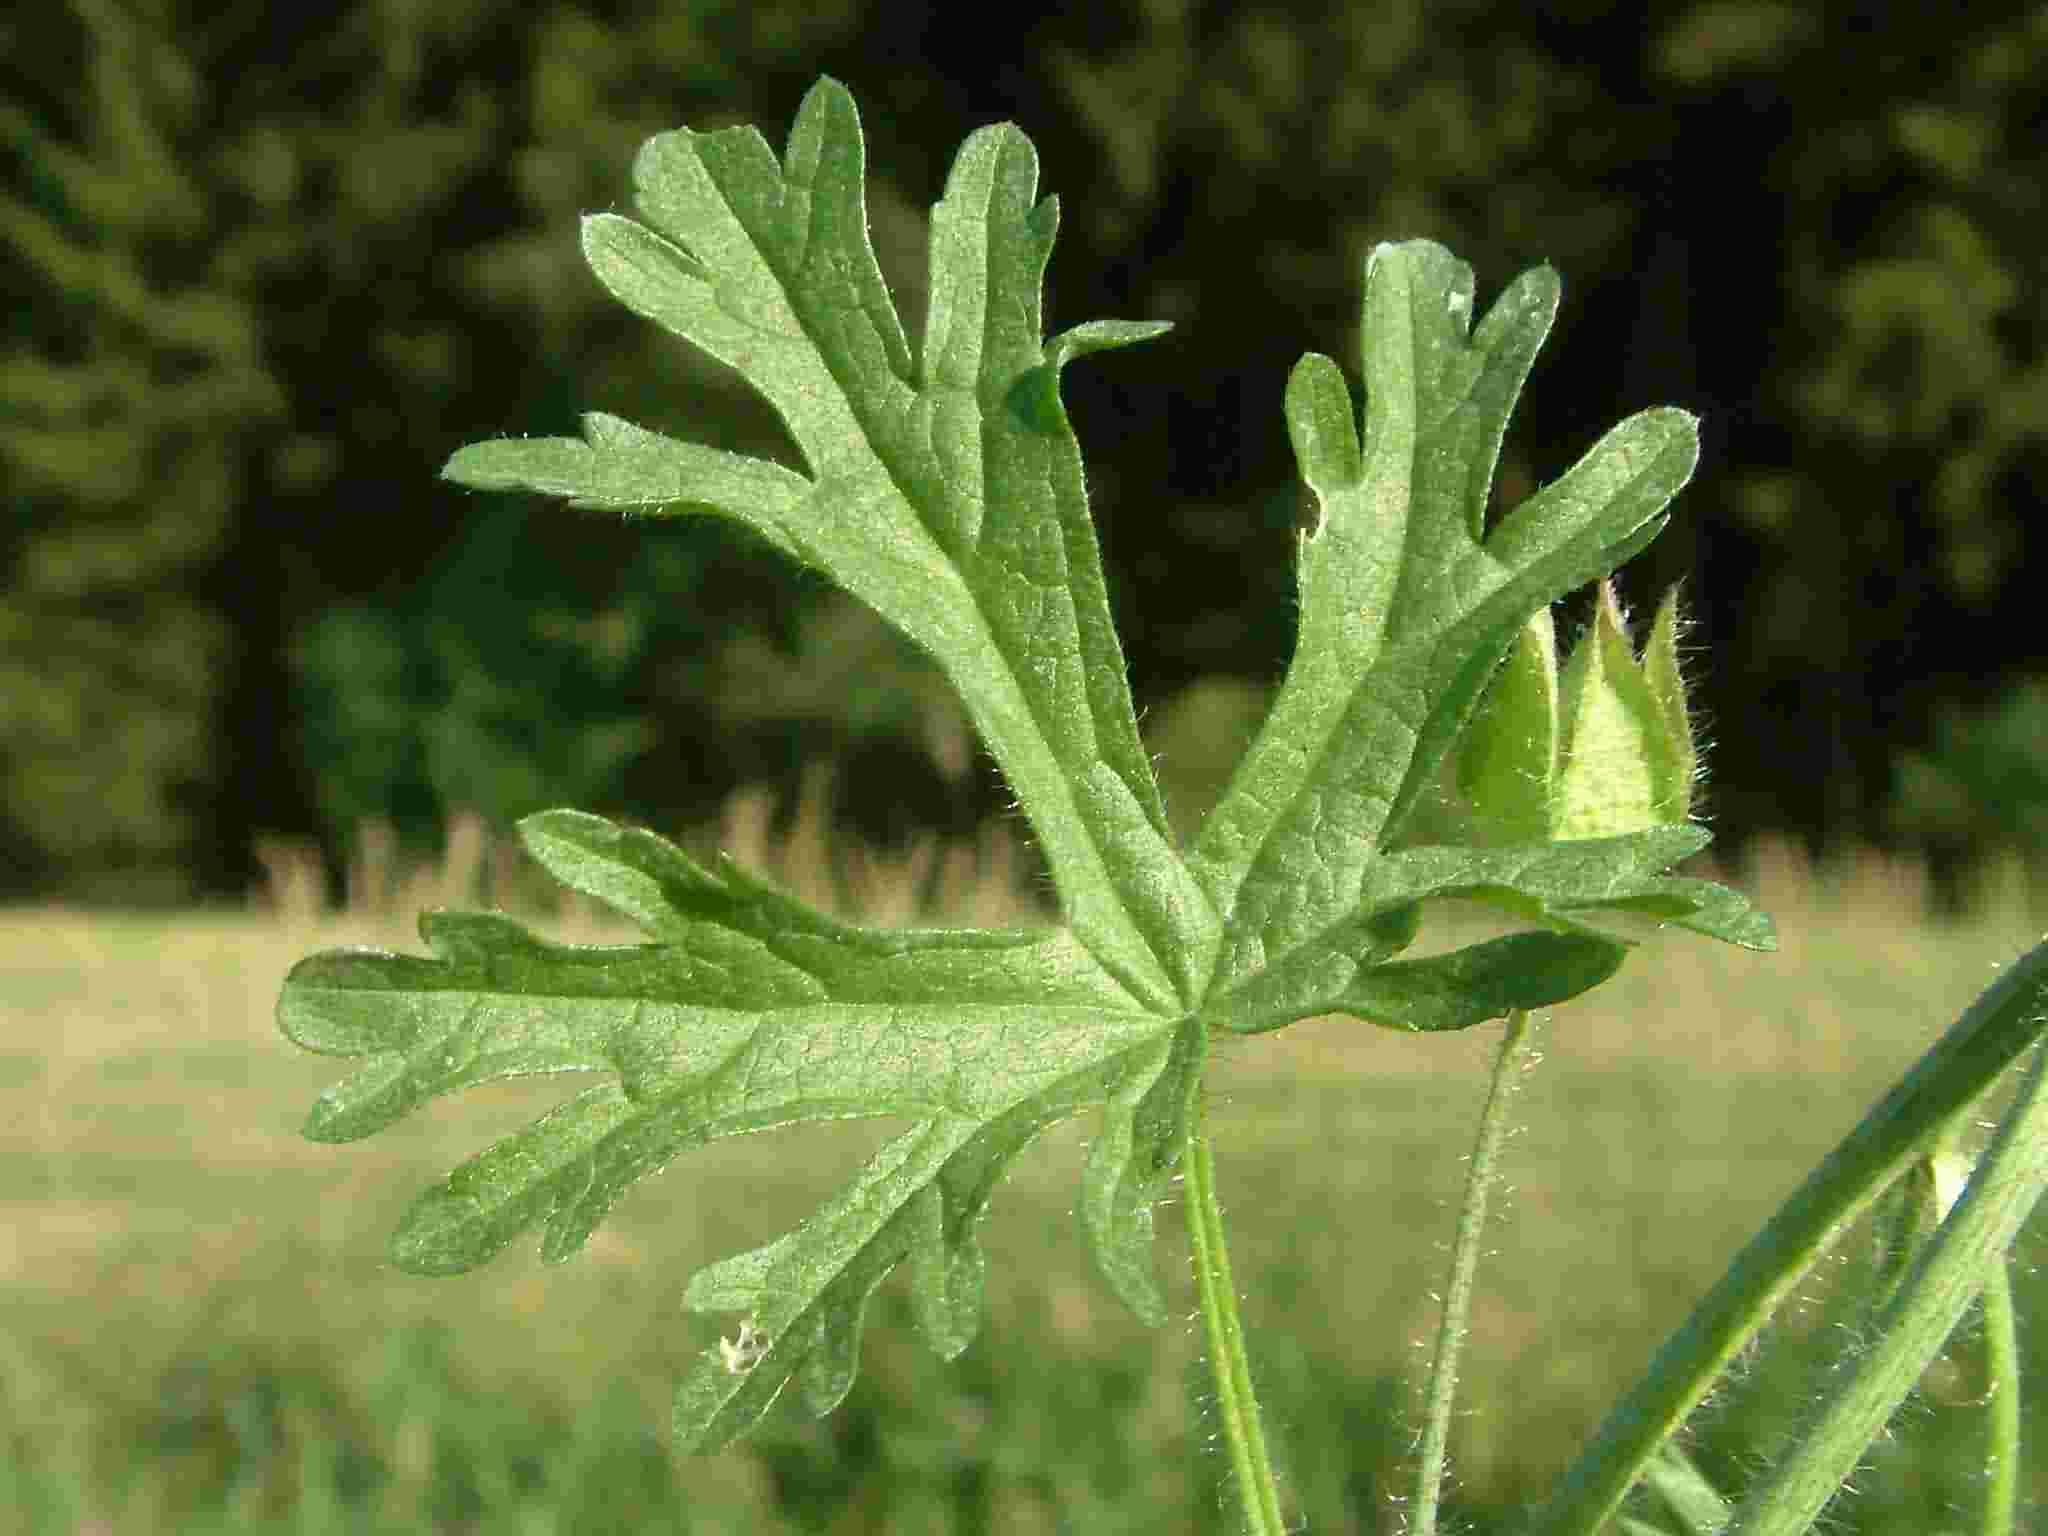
[5,0,2045,901]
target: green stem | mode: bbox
[1979,1257,2020,1536]
[1414,1008,1533,1536]
[1186,1096,1288,1536]
[1531,935,2048,1536]
[1727,1044,2048,1535]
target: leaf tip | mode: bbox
[438,440,498,490]
[388,1186,495,1277]
[801,73,857,116]
[299,1093,354,1145]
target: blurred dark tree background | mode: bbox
[4,0,2044,905]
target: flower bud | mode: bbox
[1461,580,1699,841]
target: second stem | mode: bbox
[1414,1008,1535,1536]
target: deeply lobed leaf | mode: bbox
[447,78,1213,1012]
[285,77,1773,1457]
[1191,243,1707,991]
[281,810,1189,1451]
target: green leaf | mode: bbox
[446,78,1214,1012]
[288,80,1777,1461]
[281,811,1180,1452]
[1200,827,1765,1036]
[1193,241,1713,999]
[1331,931,1628,1033]
[441,413,809,562]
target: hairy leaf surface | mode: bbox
[282,810,1190,1451]
[446,80,1210,1011]
[285,77,1773,1457]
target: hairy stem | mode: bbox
[1414,1008,1534,1535]
[1979,1258,2020,1536]
[1728,1044,2048,1535]
[1533,935,2048,1536]
[1187,1097,1288,1536]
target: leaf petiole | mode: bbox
[1186,1096,1288,1536]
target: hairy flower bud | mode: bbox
[1461,580,1698,841]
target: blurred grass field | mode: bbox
[6,780,2048,1533]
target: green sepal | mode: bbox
[1458,607,1562,842]
[1556,581,1672,839]
[1642,586,1698,820]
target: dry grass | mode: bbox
[1,768,1066,1436]
[245,762,1048,937]
[7,789,2047,1521]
